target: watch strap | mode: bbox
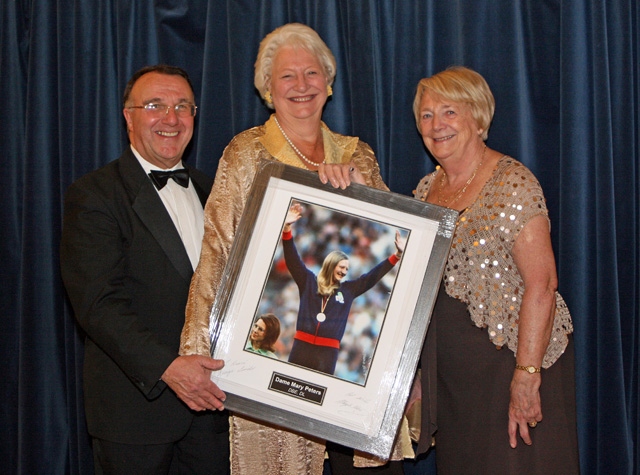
[515,364,541,374]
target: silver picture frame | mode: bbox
[209,159,457,458]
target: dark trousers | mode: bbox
[93,411,229,475]
[326,442,404,474]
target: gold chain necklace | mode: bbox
[437,145,486,206]
[274,116,325,168]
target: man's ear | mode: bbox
[123,108,133,133]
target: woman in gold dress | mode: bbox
[180,23,408,474]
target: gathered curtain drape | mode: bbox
[1,1,637,474]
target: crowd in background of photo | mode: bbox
[256,202,402,384]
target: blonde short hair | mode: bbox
[254,23,336,108]
[413,66,495,140]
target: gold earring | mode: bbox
[327,85,333,97]
[264,91,273,105]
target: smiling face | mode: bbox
[418,92,482,165]
[123,72,195,169]
[250,318,267,347]
[269,45,328,123]
[332,259,349,284]
[250,319,267,345]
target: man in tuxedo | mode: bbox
[61,65,229,474]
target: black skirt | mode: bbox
[419,284,580,474]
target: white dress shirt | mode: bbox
[132,145,205,271]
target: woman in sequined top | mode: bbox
[412,66,579,473]
[179,23,408,475]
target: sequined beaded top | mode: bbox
[414,156,573,367]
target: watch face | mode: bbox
[527,366,536,373]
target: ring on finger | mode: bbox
[528,421,537,428]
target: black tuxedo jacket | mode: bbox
[61,148,215,444]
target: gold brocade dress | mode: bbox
[180,115,410,474]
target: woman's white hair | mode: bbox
[254,23,336,108]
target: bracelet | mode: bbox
[515,364,541,374]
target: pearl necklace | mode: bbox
[274,116,325,168]
[437,145,486,206]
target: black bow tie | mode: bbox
[149,169,190,190]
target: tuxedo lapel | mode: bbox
[120,150,194,281]
[187,168,211,207]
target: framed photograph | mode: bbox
[209,160,457,458]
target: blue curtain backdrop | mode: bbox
[1,1,638,474]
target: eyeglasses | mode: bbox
[127,102,197,118]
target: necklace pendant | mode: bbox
[316,312,326,322]
[274,116,326,168]
[436,144,486,206]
